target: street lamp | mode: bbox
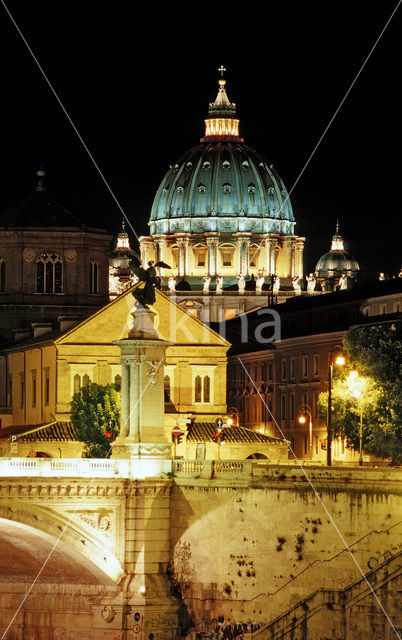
[298,404,313,459]
[347,369,366,467]
[327,347,346,466]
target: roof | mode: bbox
[0,421,78,442]
[188,422,282,444]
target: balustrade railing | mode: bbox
[0,457,171,479]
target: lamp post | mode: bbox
[327,347,346,466]
[298,404,313,460]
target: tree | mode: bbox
[70,382,121,458]
[318,320,402,463]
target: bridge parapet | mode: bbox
[0,456,172,478]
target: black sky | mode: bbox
[0,1,401,278]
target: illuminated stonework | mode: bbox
[141,71,305,320]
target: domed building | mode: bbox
[315,222,359,292]
[140,72,305,321]
[109,219,140,300]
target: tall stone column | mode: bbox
[112,305,171,460]
[235,233,251,275]
[267,236,278,275]
[206,234,219,275]
[176,236,189,276]
[295,237,305,277]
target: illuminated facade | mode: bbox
[140,73,305,321]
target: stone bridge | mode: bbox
[0,459,401,640]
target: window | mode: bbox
[302,391,308,407]
[394,302,401,313]
[249,246,260,268]
[19,373,25,409]
[313,354,319,377]
[194,374,212,404]
[281,359,287,381]
[195,376,202,403]
[36,252,63,293]
[114,374,122,389]
[89,259,98,294]
[31,371,37,408]
[44,369,50,406]
[379,303,387,315]
[221,249,233,267]
[82,374,90,387]
[267,363,273,381]
[290,393,295,420]
[289,357,295,379]
[7,374,12,407]
[0,258,5,292]
[203,376,210,403]
[195,249,207,267]
[281,394,286,420]
[73,374,81,396]
[302,356,308,377]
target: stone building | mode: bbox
[225,279,402,461]
[139,72,305,322]
[0,171,112,344]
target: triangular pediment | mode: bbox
[55,287,229,347]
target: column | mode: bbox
[295,237,305,277]
[176,236,189,276]
[206,235,219,275]
[129,357,140,439]
[269,237,278,275]
[120,359,130,437]
[265,237,271,275]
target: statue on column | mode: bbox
[132,260,170,308]
[256,269,265,293]
[338,273,348,290]
[203,274,211,294]
[168,275,176,293]
[272,274,280,295]
[216,274,223,294]
[292,275,302,295]
[237,274,245,293]
[306,273,316,294]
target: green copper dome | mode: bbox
[149,77,295,237]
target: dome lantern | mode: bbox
[202,67,241,140]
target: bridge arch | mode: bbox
[0,502,125,584]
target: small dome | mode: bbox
[315,223,359,277]
[110,220,139,269]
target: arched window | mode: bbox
[194,373,212,404]
[203,376,210,403]
[195,376,202,403]
[0,258,5,292]
[82,374,90,387]
[89,259,98,294]
[114,374,122,389]
[36,252,63,293]
[73,374,81,396]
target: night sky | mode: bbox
[0,1,401,279]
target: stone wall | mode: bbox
[170,465,402,632]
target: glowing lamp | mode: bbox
[335,355,346,366]
[298,415,306,424]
